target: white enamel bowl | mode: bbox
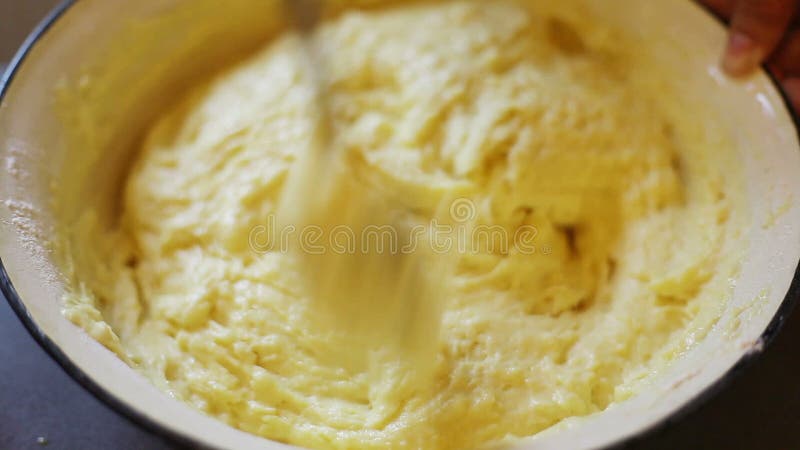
[1,1,799,449]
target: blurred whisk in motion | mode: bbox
[278,0,453,375]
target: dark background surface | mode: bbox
[2,1,800,449]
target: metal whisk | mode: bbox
[278,0,449,375]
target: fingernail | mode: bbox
[723,32,764,76]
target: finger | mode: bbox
[782,77,800,112]
[772,29,800,76]
[723,0,798,76]
[700,0,737,20]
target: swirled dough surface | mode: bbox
[64,1,745,449]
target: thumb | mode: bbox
[723,0,797,76]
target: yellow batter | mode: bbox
[63,1,745,449]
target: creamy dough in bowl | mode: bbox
[63,1,746,449]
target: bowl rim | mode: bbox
[1,1,799,449]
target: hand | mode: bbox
[702,0,800,111]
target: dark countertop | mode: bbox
[2,2,800,449]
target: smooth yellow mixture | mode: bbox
[64,2,745,449]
